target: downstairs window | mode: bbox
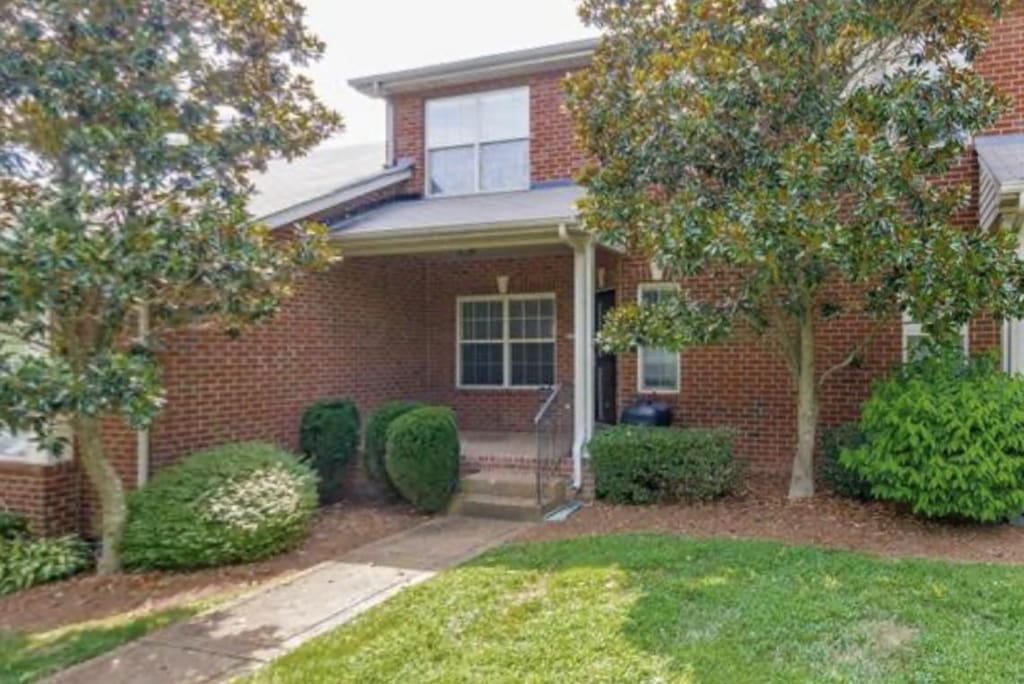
[458,295,556,388]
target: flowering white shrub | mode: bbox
[201,466,310,533]
[123,442,319,571]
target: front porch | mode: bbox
[330,184,617,492]
[460,430,538,472]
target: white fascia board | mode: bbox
[333,220,582,257]
[261,167,412,229]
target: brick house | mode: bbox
[3,9,1024,533]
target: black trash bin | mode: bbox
[620,397,672,427]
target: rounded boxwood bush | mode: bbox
[299,399,360,504]
[842,351,1024,522]
[589,425,740,504]
[384,407,460,513]
[820,422,872,499]
[364,401,424,486]
[122,442,318,571]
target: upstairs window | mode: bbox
[426,88,530,196]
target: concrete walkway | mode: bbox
[47,516,527,684]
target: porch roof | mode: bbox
[328,183,586,255]
[977,134,1024,230]
[248,142,413,229]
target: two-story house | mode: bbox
[4,7,1024,533]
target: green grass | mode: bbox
[247,535,1024,683]
[0,601,216,683]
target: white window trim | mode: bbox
[901,313,969,362]
[637,282,682,394]
[0,325,71,464]
[424,86,531,198]
[0,425,72,466]
[456,293,556,390]
[0,433,49,465]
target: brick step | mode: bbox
[449,493,565,522]
[459,470,566,500]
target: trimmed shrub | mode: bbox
[122,442,318,571]
[365,401,424,486]
[589,426,740,504]
[842,351,1024,522]
[299,399,360,503]
[0,511,29,540]
[0,535,91,595]
[384,407,460,513]
[820,422,872,499]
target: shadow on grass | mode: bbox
[457,533,1024,683]
[0,605,200,684]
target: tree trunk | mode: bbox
[788,315,818,499]
[74,415,126,574]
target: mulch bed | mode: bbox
[516,474,1024,565]
[0,501,427,633]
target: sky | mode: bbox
[301,0,598,147]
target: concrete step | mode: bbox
[449,493,564,522]
[459,470,566,501]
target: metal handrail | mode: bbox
[534,383,571,509]
[534,383,563,425]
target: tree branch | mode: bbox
[817,316,891,389]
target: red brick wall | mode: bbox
[392,69,585,195]
[148,256,431,469]
[976,3,1024,135]
[612,257,1003,471]
[0,461,79,536]
[421,252,576,432]
[13,256,432,534]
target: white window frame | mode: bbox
[425,87,531,198]
[637,283,682,394]
[456,293,556,390]
[901,313,969,362]
[0,327,70,466]
[0,430,65,466]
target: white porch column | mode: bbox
[570,235,596,489]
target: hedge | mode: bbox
[842,351,1024,522]
[365,401,424,487]
[384,407,460,512]
[589,426,740,504]
[299,399,360,503]
[820,422,872,499]
[122,442,318,571]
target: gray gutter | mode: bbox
[349,38,599,97]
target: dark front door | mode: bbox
[595,290,618,425]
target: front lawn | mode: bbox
[0,604,205,683]
[248,534,1024,683]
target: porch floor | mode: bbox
[459,430,575,480]
[460,430,535,463]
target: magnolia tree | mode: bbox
[567,0,1024,498]
[0,1,341,572]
